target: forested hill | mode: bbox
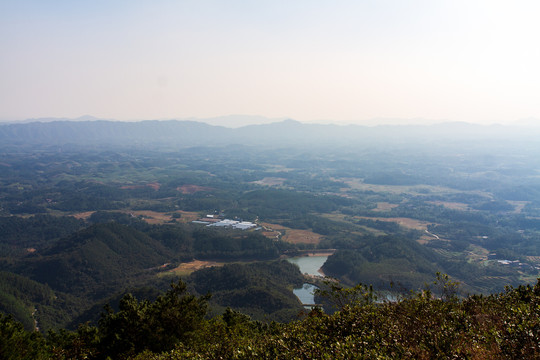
[1,119,538,148]
[16,223,174,298]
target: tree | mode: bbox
[0,314,50,360]
[98,280,210,359]
[314,279,377,312]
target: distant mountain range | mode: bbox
[0,118,538,149]
[0,115,284,127]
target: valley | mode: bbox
[1,120,540,334]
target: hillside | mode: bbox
[188,261,305,321]
[17,223,173,298]
[0,271,87,331]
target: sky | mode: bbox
[1,0,540,125]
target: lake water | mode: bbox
[287,255,328,276]
[293,283,319,305]
[287,255,328,306]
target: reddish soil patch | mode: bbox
[146,182,160,190]
[417,235,434,245]
[177,185,213,194]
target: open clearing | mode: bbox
[508,201,528,214]
[72,211,95,220]
[374,202,399,211]
[282,229,322,244]
[173,211,200,222]
[466,244,490,262]
[164,260,225,276]
[417,235,436,245]
[260,222,322,244]
[252,177,287,186]
[127,210,199,224]
[427,201,469,211]
[355,216,432,230]
[128,211,172,224]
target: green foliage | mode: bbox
[0,215,84,256]
[0,271,55,330]
[188,261,304,321]
[2,275,540,359]
[193,229,280,260]
[22,223,173,298]
[280,214,353,236]
[354,217,402,233]
[0,271,87,332]
[67,285,165,329]
[47,324,101,360]
[147,225,193,260]
[128,277,540,359]
[314,279,377,312]
[322,235,442,290]
[98,280,209,359]
[427,272,461,302]
[472,199,514,212]
[236,189,352,220]
[89,211,150,230]
[0,314,50,360]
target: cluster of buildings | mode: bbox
[192,215,258,230]
[488,254,540,272]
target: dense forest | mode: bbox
[2,277,540,359]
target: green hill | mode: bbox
[19,223,174,299]
[188,261,305,321]
[0,271,83,331]
[0,215,84,258]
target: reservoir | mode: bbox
[287,255,328,306]
[293,283,319,306]
[287,255,328,276]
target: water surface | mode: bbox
[287,255,328,276]
[287,255,328,306]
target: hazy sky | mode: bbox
[1,1,539,124]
